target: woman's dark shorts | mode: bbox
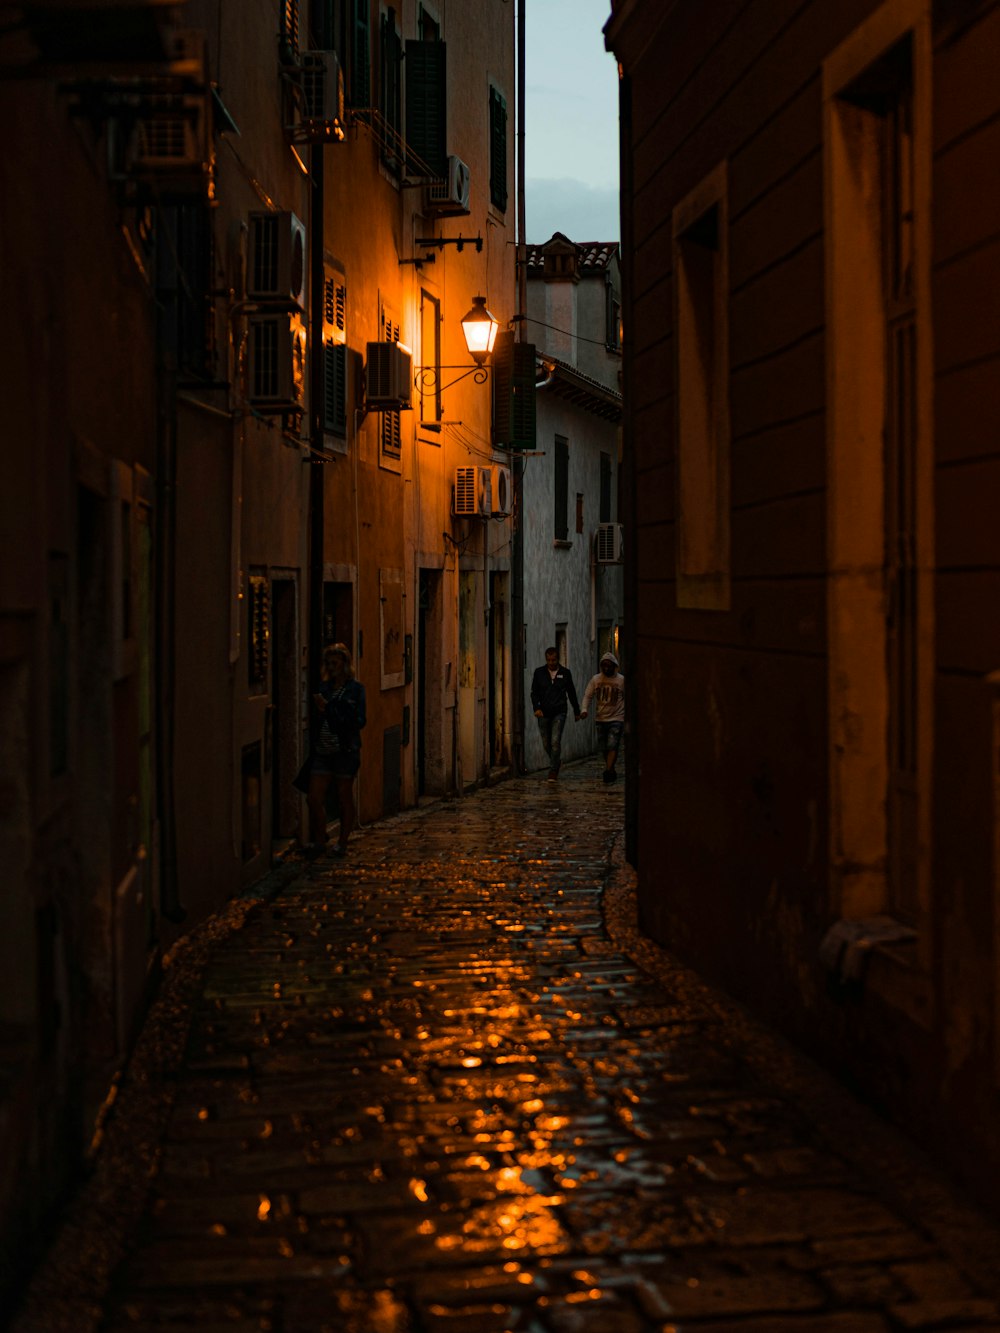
[312,751,361,779]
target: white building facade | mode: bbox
[521,234,624,774]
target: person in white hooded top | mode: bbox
[580,651,625,784]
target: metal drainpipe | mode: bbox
[511,0,527,774]
[155,216,184,924]
[308,145,326,700]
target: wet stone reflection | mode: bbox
[16,765,1000,1332]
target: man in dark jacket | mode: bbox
[530,647,582,781]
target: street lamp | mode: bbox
[416,295,500,393]
[461,295,499,366]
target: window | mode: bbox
[379,6,402,170]
[353,0,371,105]
[416,4,439,40]
[554,435,569,542]
[160,201,214,381]
[672,162,730,610]
[309,0,368,104]
[489,86,508,211]
[248,571,270,695]
[576,493,584,535]
[405,35,446,176]
[419,287,442,430]
[824,3,932,936]
[555,624,567,666]
[379,298,402,464]
[322,263,348,447]
[599,451,612,523]
[606,279,622,352]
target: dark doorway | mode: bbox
[488,571,508,766]
[417,568,444,795]
[271,575,299,842]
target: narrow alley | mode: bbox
[13,767,1000,1333]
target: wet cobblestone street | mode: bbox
[14,764,1000,1332]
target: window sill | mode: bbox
[552,539,572,550]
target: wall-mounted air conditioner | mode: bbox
[365,341,412,409]
[426,155,471,215]
[299,50,344,136]
[126,93,210,178]
[454,466,491,518]
[248,211,307,309]
[595,521,624,564]
[248,312,307,412]
[490,465,512,517]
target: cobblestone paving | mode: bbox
[14,765,1000,1332]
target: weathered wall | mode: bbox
[608,0,1000,1204]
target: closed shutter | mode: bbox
[554,437,569,542]
[380,7,402,161]
[380,307,402,459]
[600,452,612,523]
[352,0,370,106]
[323,342,348,436]
[492,331,536,450]
[309,0,336,49]
[405,39,447,177]
[489,87,508,211]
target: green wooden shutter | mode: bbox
[380,8,402,156]
[352,0,370,106]
[309,0,335,49]
[405,39,447,177]
[554,436,569,541]
[489,87,508,211]
[492,332,536,450]
[324,342,347,436]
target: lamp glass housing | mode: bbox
[461,295,499,366]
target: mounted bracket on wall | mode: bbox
[414,233,484,254]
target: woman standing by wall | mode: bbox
[305,643,366,857]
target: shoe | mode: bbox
[330,844,347,858]
[603,768,618,784]
[547,770,558,782]
[300,842,325,859]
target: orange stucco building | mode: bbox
[0,0,517,1291]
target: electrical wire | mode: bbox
[521,314,617,348]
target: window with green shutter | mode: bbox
[323,343,348,438]
[308,0,336,49]
[353,0,371,106]
[405,38,447,177]
[489,86,508,212]
[554,436,569,542]
[380,7,402,169]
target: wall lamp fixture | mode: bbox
[416,295,499,392]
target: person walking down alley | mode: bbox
[530,646,582,781]
[304,643,366,857]
[580,651,625,784]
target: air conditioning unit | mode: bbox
[126,93,210,180]
[595,521,624,564]
[490,465,513,517]
[365,341,412,408]
[248,211,307,309]
[299,50,345,137]
[426,155,471,215]
[248,311,307,412]
[454,466,491,518]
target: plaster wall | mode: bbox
[522,392,623,774]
